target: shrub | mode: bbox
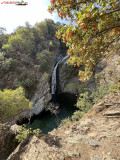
[37,50,53,72]
[20,54,32,66]
[15,124,31,142]
[39,60,48,71]
[37,50,52,61]
[14,67,38,89]
[49,41,55,51]
[66,83,88,93]
[0,87,32,122]
[15,78,37,88]
[111,84,120,93]
[33,128,42,137]
[72,83,114,121]
[0,52,16,71]
[76,92,93,112]
[72,110,85,121]
[90,83,113,104]
[16,125,42,142]
[59,117,71,127]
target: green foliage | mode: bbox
[39,60,48,71]
[76,92,93,112]
[15,124,31,142]
[0,52,16,71]
[33,128,42,137]
[72,110,85,121]
[16,124,42,142]
[49,41,55,51]
[72,83,114,121]
[0,34,9,49]
[59,117,71,127]
[2,27,35,55]
[111,84,120,93]
[66,83,88,93]
[20,54,32,65]
[60,83,120,124]
[37,50,52,61]
[49,0,120,82]
[44,19,57,38]
[0,87,32,121]
[37,50,54,72]
[94,73,103,83]
[14,66,38,90]
[90,83,113,104]
[0,20,64,97]
[15,77,37,88]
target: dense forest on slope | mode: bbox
[0,19,67,98]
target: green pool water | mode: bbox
[27,94,77,133]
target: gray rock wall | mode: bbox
[31,75,51,115]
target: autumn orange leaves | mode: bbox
[50,0,56,5]
[48,0,120,82]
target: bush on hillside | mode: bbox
[15,124,42,142]
[0,87,32,122]
[72,83,114,121]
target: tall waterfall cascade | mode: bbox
[51,60,61,94]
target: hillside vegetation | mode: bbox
[0,19,66,98]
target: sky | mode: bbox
[0,0,68,33]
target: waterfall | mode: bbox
[51,60,61,94]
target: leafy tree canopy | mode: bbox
[0,20,64,96]
[0,87,32,122]
[48,0,120,82]
[2,27,35,56]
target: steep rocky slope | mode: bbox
[7,91,120,160]
[0,124,18,160]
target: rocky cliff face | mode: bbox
[16,73,52,120]
[58,53,120,95]
[0,124,18,160]
[31,75,51,115]
[7,91,120,160]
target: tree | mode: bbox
[35,21,49,40]
[44,19,57,38]
[2,27,35,57]
[0,52,14,72]
[0,87,32,122]
[48,0,120,82]
[0,33,9,50]
[37,50,53,71]
[0,27,6,35]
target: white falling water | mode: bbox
[51,60,61,94]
